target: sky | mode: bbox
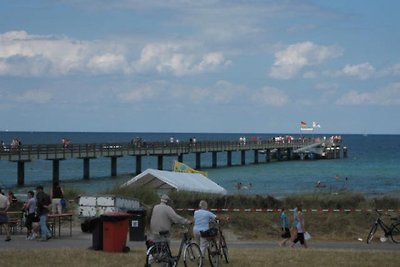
[1,0,400,134]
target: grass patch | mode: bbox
[1,247,399,267]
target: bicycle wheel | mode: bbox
[145,244,171,266]
[208,239,220,267]
[366,223,378,244]
[220,235,229,263]
[390,222,400,244]
[183,242,203,267]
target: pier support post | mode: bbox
[276,148,282,161]
[110,156,118,177]
[177,154,183,163]
[227,151,232,166]
[241,150,246,165]
[212,152,217,168]
[136,155,142,174]
[343,146,348,159]
[265,149,271,162]
[83,158,90,180]
[157,155,163,170]
[254,150,259,164]
[17,160,29,186]
[287,148,293,160]
[52,159,61,184]
[196,152,201,169]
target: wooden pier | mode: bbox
[0,137,345,186]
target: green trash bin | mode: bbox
[127,209,146,241]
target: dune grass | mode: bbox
[1,247,400,267]
[100,186,399,242]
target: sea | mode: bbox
[0,132,399,198]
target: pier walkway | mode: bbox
[0,137,345,186]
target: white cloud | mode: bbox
[269,41,343,79]
[341,63,375,79]
[87,53,128,74]
[251,86,289,106]
[0,31,230,77]
[336,82,400,106]
[0,31,128,76]
[136,43,230,76]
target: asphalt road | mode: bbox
[0,228,398,252]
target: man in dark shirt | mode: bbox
[36,185,52,241]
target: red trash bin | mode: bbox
[101,212,131,253]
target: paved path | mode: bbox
[0,228,398,252]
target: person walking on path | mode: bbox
[291,207,308,248]
[0,193,11,241]
[35,185,52,241]
[278,207,291,247]
[22,190,37,240]
[149,194,191,242]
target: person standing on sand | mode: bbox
[278,207,291,247]
[291,207,308,248]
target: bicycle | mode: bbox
[201,219,229,267]
[366,209,400,244]
[145,225,203,267]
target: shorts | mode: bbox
[293,232,305,245]
[281,227,291,238]
[0,213,8,224]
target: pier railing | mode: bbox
[0,138,322,161]
[0,138,344,186]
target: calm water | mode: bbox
[1,132,399,197]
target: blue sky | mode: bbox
[1,0,399,134]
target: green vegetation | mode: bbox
[101,185,400,241]
[10,184,397,242]
[105,185,400,210]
